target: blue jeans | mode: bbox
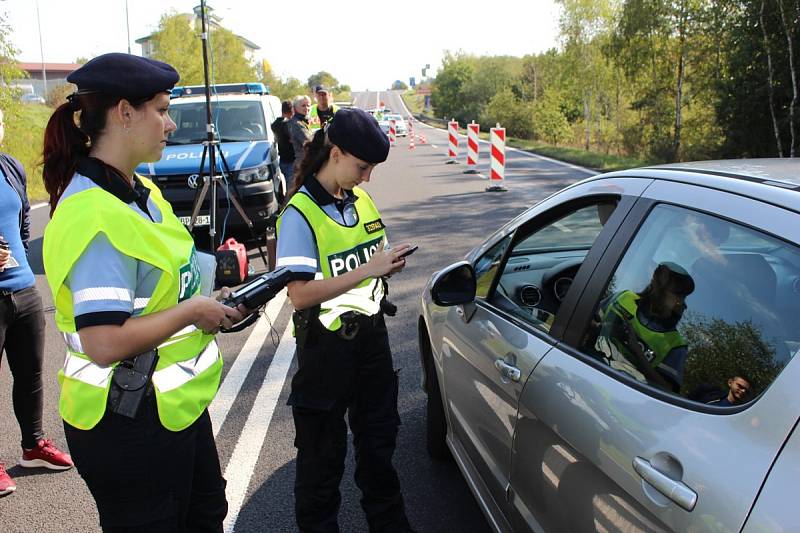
[280,161,295,194]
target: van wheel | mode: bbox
[423,334,451,460]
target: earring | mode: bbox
[123,124,131,134]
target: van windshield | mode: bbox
[168,101,267,144]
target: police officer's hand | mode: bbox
[365,241,411,278]
[190,294,246,335]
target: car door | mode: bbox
[440,178,650,524]
[510,179,800,532]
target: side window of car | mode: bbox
[474,235,512,299]
[488,200,619,333]
[579,204,799,406]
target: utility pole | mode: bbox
[125,0,131,54]
[35,0,48,98]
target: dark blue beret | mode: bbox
[327,108,390,164]
[67,53,179,101]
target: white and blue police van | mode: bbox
[135,82,285,243]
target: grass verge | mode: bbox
[400,92,656,172]
[3,103,52,202]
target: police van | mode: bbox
[135,82,285,243]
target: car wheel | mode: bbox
[421,328,451,461]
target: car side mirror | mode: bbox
[431,261,477,306]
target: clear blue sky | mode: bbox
[4,0,562,90]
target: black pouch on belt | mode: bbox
[108,349,159,419]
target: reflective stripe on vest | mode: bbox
[309,104,339,130]
[152,339,219,393]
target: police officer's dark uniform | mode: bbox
[276,109,413,533]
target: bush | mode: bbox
[480,88,534,138]
[47,83,76,108]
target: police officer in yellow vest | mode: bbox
[276,108,415,532]
[41,53,245,532]
[594,262,695,392]
[308,85,340,131]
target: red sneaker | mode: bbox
[20,439,73,470]
[0,463,16,496]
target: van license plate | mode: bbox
[179,215,211,226]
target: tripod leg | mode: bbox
[217,149,272,270]
[188,144,211,233]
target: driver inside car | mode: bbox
[592,262,695,393]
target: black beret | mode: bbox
[327,108,390,164]
[67,53,179,101]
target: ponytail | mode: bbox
[42,103,89,215]
[42,93,129,216]
[288,128,334,198]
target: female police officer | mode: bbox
[41,53,244,532]
[276,108,414,533]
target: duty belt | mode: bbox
[337,311,382,340]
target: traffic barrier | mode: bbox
[486,123,507,192]
[446,119,459,164]
[389,119,396,147]
[417,133,428,145]
[464,121,479,174]
[408,131,415,150]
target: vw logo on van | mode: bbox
[187,174,202,189]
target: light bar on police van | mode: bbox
[170,83,270,98]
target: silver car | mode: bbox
[419,159,800,532]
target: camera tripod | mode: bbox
[186,0,269,269]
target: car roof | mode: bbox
[171,94,272,104]
[594,158,800,212]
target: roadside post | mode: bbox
[446,119,459,164]
[486,123,507,192]
[389,119,397,147]
[464,121,480,174]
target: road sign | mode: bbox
[410,76,416,87]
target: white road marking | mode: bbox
[31,202,47,210]
[223,319,295,533]
[209,288,287,437]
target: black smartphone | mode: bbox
[398,245,419,259]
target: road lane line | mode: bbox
[209,288,287,438]
[31,202,47,210]
[223,319,295,533]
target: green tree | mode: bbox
[431,52,476,123]
[480,87,534,138]
[391,80,408,90]
[533,89,572,145]
[0,11,24,113]
[307,71,339,91]
[151,12,255,85]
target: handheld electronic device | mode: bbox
[398,245,418,259]
[219,266,293,332]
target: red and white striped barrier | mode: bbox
[389,119,397,147]
[464,121,479,174]
[417,133,428,145]
[408,130,415,150]
[487,124,507,192]
[446,119,459,164]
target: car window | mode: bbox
[474,235,512,299]
[169,101,267,144]
[488,201,619,334]
[579,204,798,406]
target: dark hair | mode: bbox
[281,100,292,114]
[42,93,148,216]
[287,128,335,198]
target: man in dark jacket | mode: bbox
[270,100,295,194]
[0,107,73,498]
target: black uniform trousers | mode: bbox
[64,391,227,532]
[0,286,45,449]
[290,313,411,533]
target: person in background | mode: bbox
[309,85,339,132]
[0,107,74,498]
[288,95,313,175]
[271,99,295,195]
[41,53,245,531]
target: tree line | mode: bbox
[431,0,800,161]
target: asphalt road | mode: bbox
[0,90,594,532]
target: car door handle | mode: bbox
[633,457,697,511]
[494,359,521,382]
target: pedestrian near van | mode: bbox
[0,107,74,498]
[271,99,296,195]
[288,95,313,175]
[41,53,246,532]
[276,107,415,532]
[309,84,339,132]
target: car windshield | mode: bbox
[168,101,267,144]
[385,115,403,121]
